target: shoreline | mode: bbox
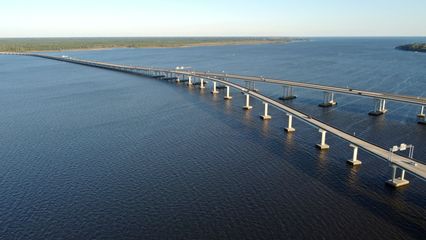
[0,39,300,53]
[395,43,426,53]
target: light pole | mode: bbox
[389,143,415,164]
[387,143,414,188]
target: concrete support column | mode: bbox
[316,129,330,150]
[392,165,397,181]
[200,78,205,89]
[260,102,272,120]
[279,85,296,100]
[417,106,425,118]
[347,144,362,165]
[224,86,232,100]
[245,81,257,91]
[211,81,219,94]
[187,76,192,86]
[243,94,253,110]
[369,98,388,116]
[386,165,410,188]
[319,92,337,107]
[284,114,295,132]
[251,81,257,92]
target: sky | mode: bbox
[1,0,425,37]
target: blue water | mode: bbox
[0,38,425,239]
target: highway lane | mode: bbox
[190,71,426,105]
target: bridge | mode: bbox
[2,52,426,188]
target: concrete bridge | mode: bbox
[2,52,426,188]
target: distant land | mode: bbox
[0,37,300,52]
[396,43,426,53]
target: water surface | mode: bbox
[0,38,425,239]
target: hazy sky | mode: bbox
[1,0,425,37]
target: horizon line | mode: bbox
[1,36,426,39]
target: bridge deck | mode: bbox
[3,52,426,181]
[192,72,426,106]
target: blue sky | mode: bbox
[1,0,425,37]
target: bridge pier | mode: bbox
[319,92,337,107]
[260,102,271,120]
[316,129,330,150]
[386,165,409,188]
[187,76,193,86]
[279,85,296,100]
[369,98,388,116]
[284,114,295,132]
[224,86,232,100]
[245,81,258,92]
[417,106,425,118]
[211,81,219,94]
[347,144,362,166]
[200,78,205,89]
[243,94,253,110]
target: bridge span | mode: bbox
[194,71,426,105]
[2,52,426,188]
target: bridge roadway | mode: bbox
[192,71,426,106]
[3,52,426,183]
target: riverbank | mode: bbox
[0,37,300,52]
